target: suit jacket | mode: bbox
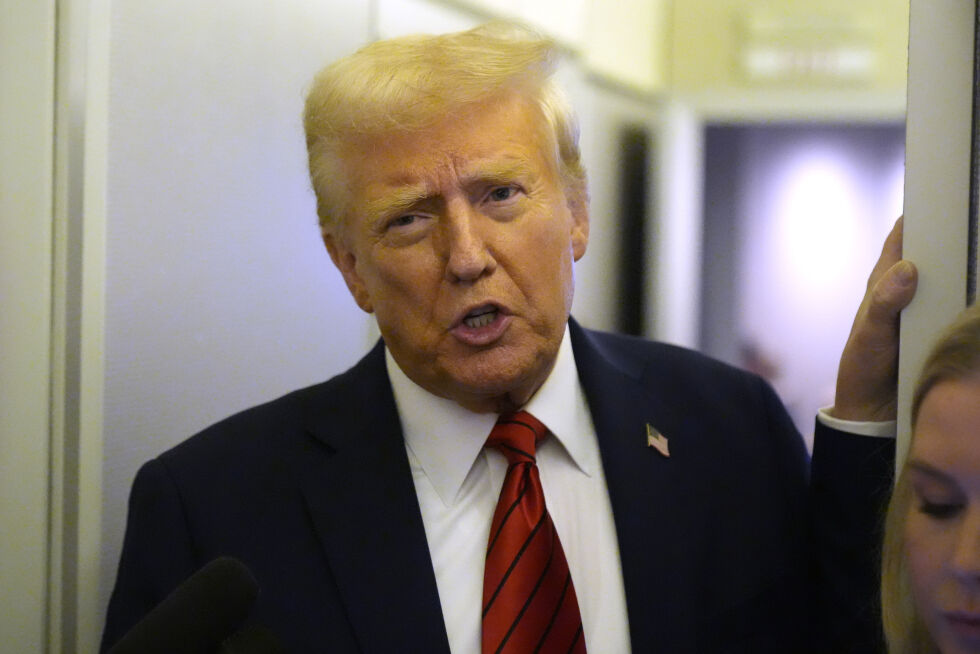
[102,321,895,653]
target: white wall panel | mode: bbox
[100,0,374,630]
[898,0,977,465]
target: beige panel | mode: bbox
[672,0,909,93]
[76,1,110,648]
[582,0,671,93]
[0,0,55,651]
[46,0,110,649]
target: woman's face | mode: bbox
[906,375,980,653]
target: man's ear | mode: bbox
[566,180,590,261]
[322,227,374,313]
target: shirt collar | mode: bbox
[386,326,598,507]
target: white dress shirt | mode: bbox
[386,328,632,654]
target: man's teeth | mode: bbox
[463,309,497,328]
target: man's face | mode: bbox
[323,92,589,413]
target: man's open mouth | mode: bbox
[463,306,498,329]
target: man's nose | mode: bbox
[951,507,980,584]
[442,201,495,282]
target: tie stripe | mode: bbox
[497,443,535,461]
[536,571,571,651]
[482,411,586,654]
[492,527,557,653]
[486,479,532,556]
[483,510,548,618]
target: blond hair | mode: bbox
[302,22,586,232]
[881,302,980,653]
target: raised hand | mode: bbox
[830,217,918,422]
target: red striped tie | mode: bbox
[482,412,586,654]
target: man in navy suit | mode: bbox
[102,23,918,653]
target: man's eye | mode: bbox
[918,500,964,519]
[488,186,518,202]
[388,215,418,229]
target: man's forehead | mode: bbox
[328,92,561,224]
[342,92,546,157]
[341,119,552,192]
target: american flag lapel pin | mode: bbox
[646,423,670,458]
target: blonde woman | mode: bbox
[882,302,980,654]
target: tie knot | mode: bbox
[486,411,547,465]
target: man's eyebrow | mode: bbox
[364,186,431,219]
[462,159,537,184]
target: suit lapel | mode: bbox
[295,342,451,653]
[570,322,703,652]
[291,326,710,652]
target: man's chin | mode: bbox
[438,351,553,412]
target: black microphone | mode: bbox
[108,557,281,654]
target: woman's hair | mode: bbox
[302,22,585,232]
[881,302,980,653]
